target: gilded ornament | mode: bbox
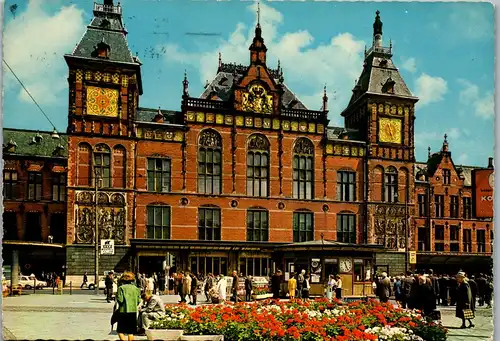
[385,104,390,114]
[206,113,215,123]
[359,148,365,156]
[76,70,83,82]
[299,122,307,132]
[326,144,333,154]
[343,146,350,156]
[291,121,299,131]
[103,73,111,82]
[263,118,271,129]
[294,138,314,155]
[174,132,183,141]
[245,117,253,127]
[378,117,402,144]
[215,114,223,124]
[236,116,244,126]
[273,119,280,130]
[85,71,92,80]
[136,128,143,138]
[351,147,358,156]
[254,118,262,128]
[397,106,403,115]
[334,145,342,155]
[224,115,233,125]
[186,112,195,122]
[282,120,290,130]
[196,112,205,122]
[112,74,120,84]
[308,123,316,133]
[95,71,102,81]
[404,107,410,116]
[378,104,384,113]
[241,84,273,114]
[372,104,377,114]
[317,124,324,133]
[248,135,269,150]
[199,130,222,147]
[86,86,119,117]
[391,105,397,114]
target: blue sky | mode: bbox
[2,0,494,167]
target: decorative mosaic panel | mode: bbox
[103,73,111,82]
[112,74,120,84]
[245,117,253,127]
[282,120,290,131]
[308,123,315,133]
[263,118,271,129]
[317,124,324,134]
[121,75,128,87]
[206,113,215,123]
[174,132,183,141]
[254,117,262,128]
[291,121,299,131]
[236,116,244,126]
[298,122,307,132]
[398,106,403,115]
[76,70,83,82]
[359,148,365,156]
[224,115,233,125]
[273,119,280,130]
[214,114,222,124]
[334,145,342,155]
[196,112,205,122]
[85,71,92,80]
[326,144,333,154]
[95,71,102,81]
[186,112,195,121]
[86,86,119,117]
[351,146,358,156]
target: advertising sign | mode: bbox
[100,239,115,255]
[409,251,417,264]
[473,169,494,218]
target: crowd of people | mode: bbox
[373,270,493,329]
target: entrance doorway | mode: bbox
[138,256,164,276]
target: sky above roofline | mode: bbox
[2,0,494,167]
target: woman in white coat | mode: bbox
[216,274,227,303]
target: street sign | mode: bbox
[409,251,417,264]
[100,239,115,255]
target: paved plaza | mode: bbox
[1,293,494,340]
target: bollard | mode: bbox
[70,281,72,295]
[53,283,55,295]
[33,279,36,294]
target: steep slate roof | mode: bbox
[200,63,308,110]
[70,4,137,65]
[326,127,362,141]
[3,129,67,158]
[136,107,181,124]
[414,161,483,187]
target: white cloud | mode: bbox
[414,73,448,106]
[449,5,493,40]
[458,79,494,119]
[414,127,460,147]
[401,57,417,73]
[161,2,365,120]
[3,1,86,105]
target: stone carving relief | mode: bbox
[199,130,222,148]
[373,204,409,250]
[75,191,126,245]
[248,134,269,150]
[293,138,314,155]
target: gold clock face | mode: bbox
[241,84,273,114]
[86,86,119,117]
[378,117,402,144]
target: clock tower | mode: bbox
[341,11,419,274]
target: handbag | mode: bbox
[463,309,475,319]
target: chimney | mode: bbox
[488,157,494,168]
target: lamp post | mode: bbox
[94,173,102,295]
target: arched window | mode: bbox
[247,207,269,241]
[113,145,126,188]
[198,205,221,241]
[384,166,398,203]
[293,138,314,199]
[93,144,111,188]
[293,209,314,242]
[198,130,222,195]
[77,143,92,186]
[146,205,171,239]
[247,134,270,197]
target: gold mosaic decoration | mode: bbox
[283,121,290,130]
[308,123,315,133]
[112,74,120,84]
[263,119,271,129]
[206,113,214,123]
[317,125,324,134]
[245,117,253,127]
[215,114,223,124]
[378,117,402,144]
[326,144,333,154]
[236,116,244,126]
[196,112,205,122]
[224,115,233,125]
[103,73,111,82]
[291,121,299,131]
[76,70,83,82]
[85,71,92,80]
[86,86,119,117]
[254,118,262,128]
[94,71,102,81]
[186,112,195,121]
[273,119,280,130]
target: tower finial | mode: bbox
[428,146,431,159]
[182,70,189,98]
[257,0,261,26]
[322,84,328,112]
[373,10,383,48]
[218,51,222,68]
[442,134,449,152]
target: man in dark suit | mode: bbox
[475,273,487,306]
[438,274,449,306]
[231,270,239,302]
[272,270,282,299]
[401,271,414,309]
[377,272,392,303]
[105,271,114,303]
[245,275,253,301]
[428,269,440,306]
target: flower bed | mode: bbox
[151,298,447,341]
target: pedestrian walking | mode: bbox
[272,270,281,299]
[245,275,253,301]
[419,277,436,317]
[288,273,297,300]
[393,276,403,306]
[455,271,474,329]
[377,272,391,303]
[297,270,305,299]
[401,271,413,309]
[80,272,88,289]
[114,272,141,341]
[205,273,214,301]
[216,274,227,303]
[326,275,336,301]
[302,275,310,300]
[469,275,478,312]
[190,272,198,305]
[105,271,115,303]
[484,276,493,308]
[476,273,487,306]
[231,270,239,302]
[335,275,343,299]
[438,275,449,306]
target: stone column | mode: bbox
[11,249,20,287]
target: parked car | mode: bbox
[19,275,47,289]
[87,276,118,297]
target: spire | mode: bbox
[442,133,449,152]
[249,0,267,65]
[322,85,328,112]
[428,146,431,159]
[373,10,383,48]
[218,51,222,69]
[182,70,189,98]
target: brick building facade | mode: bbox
[3,1,493,294]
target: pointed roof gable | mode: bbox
[68,1,137,65]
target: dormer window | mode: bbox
[100,19,111,29]
[4,139,17,153]
[379,59,388,67]
[31,132,43,144]
[382,77,395,94]
[53,145,65,157]
[93,38,111,59]
[218,76,228,86]
[288,99,298,109]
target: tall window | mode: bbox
[443,169,451,185]
[293,211,314,242]
[450,196,459,218]
[434,195,444,218]
[337,213,356,244]
[450,225,459,252]
[147,158,171,192]
[417,227,430,251]
[434,225,444,251]
[417,194,427,217]
[477,230,486,252]
[198,206,221,241]
[27,172,43,201]
[25,212,42,242]
[50,213,66,244]
[3,171,18,200]
[463,197,472,219]
[198,130,222,195]
[384,167,398,203]
[93,144,111,187]
[146,205,171,239]
[52,174,66,202]
[3,212,18,240]
[246,209,269,242]
[337,171,356,201]
[463,229,472,252]
[293,138,314,200]
[247,135,270,197]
